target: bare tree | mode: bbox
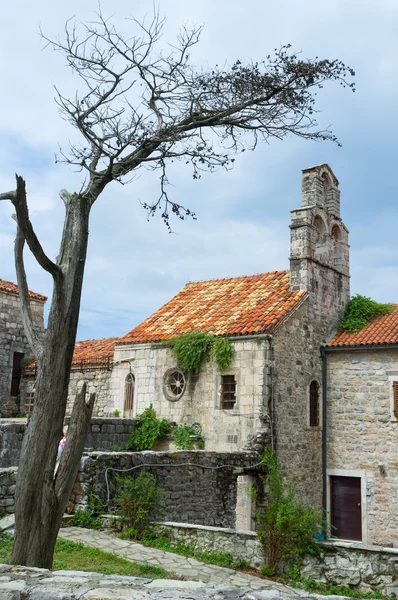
[0,10,354,568]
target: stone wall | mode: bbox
[326,348,398,547]
[0,467,17,517]
[302,540,398,595]
[110,339,271,452]
[153,521,263,568]
[0,422,26,468]
[66,369,113,417]
[0,290,45,414]
[75,450,261,528]
[0,418,136,467]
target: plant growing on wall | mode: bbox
[114,472,165,539]
[172,425,205,450]
[126,406,171,451]
[167,332,234,373]
[339,295,392,334]
[254,449,322,573]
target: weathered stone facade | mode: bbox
[110,339,271,452]
[0,284,45,414]
[326,347,398,547]
[65,369,112,416]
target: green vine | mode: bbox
[166,332,234,372]
[339,295,392,334]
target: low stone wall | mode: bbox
[0,417,136,467]
[0,467,17,517]
[75,450,261,528]
[65,417,136,452]
[302,540,398,595]
[154,521,264,568]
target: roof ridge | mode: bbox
[184,269,289,286]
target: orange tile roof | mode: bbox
[327,305,398,348]
[24,337,118,372]
[72,337,118,364]
[0,278,47,302]
[118,270,307,345]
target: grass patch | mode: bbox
[287,576,384,599]
[0,532,172,579]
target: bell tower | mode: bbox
[289,164,350,321]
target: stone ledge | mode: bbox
[155,520,258,537]
[320,540,398,555]
[0,564,262,599]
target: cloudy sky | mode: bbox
[0,0,397,341]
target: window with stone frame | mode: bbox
[221,375,237,410]
[10,352,24,396]
[309,380,320,426]
[393,381,398,419]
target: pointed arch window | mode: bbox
[124,373,135,416]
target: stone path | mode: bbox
[58,527,305,595]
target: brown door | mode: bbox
[331,476,362,541]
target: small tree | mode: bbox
[254,449,322,573]
[0,9,354,568]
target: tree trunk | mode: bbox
[11,197,94,568]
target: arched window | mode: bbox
[331,224,341,242]
[124,373,135,417]
[313,215,326,235]
[309,381,320,427]
[322,172,330,202]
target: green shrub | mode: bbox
[126,405,171,451]
[113,409,120,417]
[114,471,165,539]
[339,295,392,333]
[69,508,102,530]
[261,564,276,577]
[254,449,322,572]
[172,424,205,450]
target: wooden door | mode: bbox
[331,476,362,541]
[124,374,135,418]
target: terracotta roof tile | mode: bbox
[327,305,398,348]
[0,278,47,302]
[24,337,118,372]
[118,270,306,345]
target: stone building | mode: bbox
[0,278,46,415]
[324,310,398,546]
[104,163,351,508]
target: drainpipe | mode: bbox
[321,346,327,538]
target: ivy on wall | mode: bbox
[166,332,234,373]
[339,294,392,334]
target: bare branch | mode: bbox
[0,190,16,201]
[13,222,43,358]
[12,176,62,281]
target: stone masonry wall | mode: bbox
[75,450,261,528]
[272,298,324,508]
[153,521,263,568]
[0,291,44,414]
[65,369,113,417]
[0,467,17,517]
[0,418,136,467]
[110,339,271,453]
[327,348,398,547]
[302,540,398,595]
